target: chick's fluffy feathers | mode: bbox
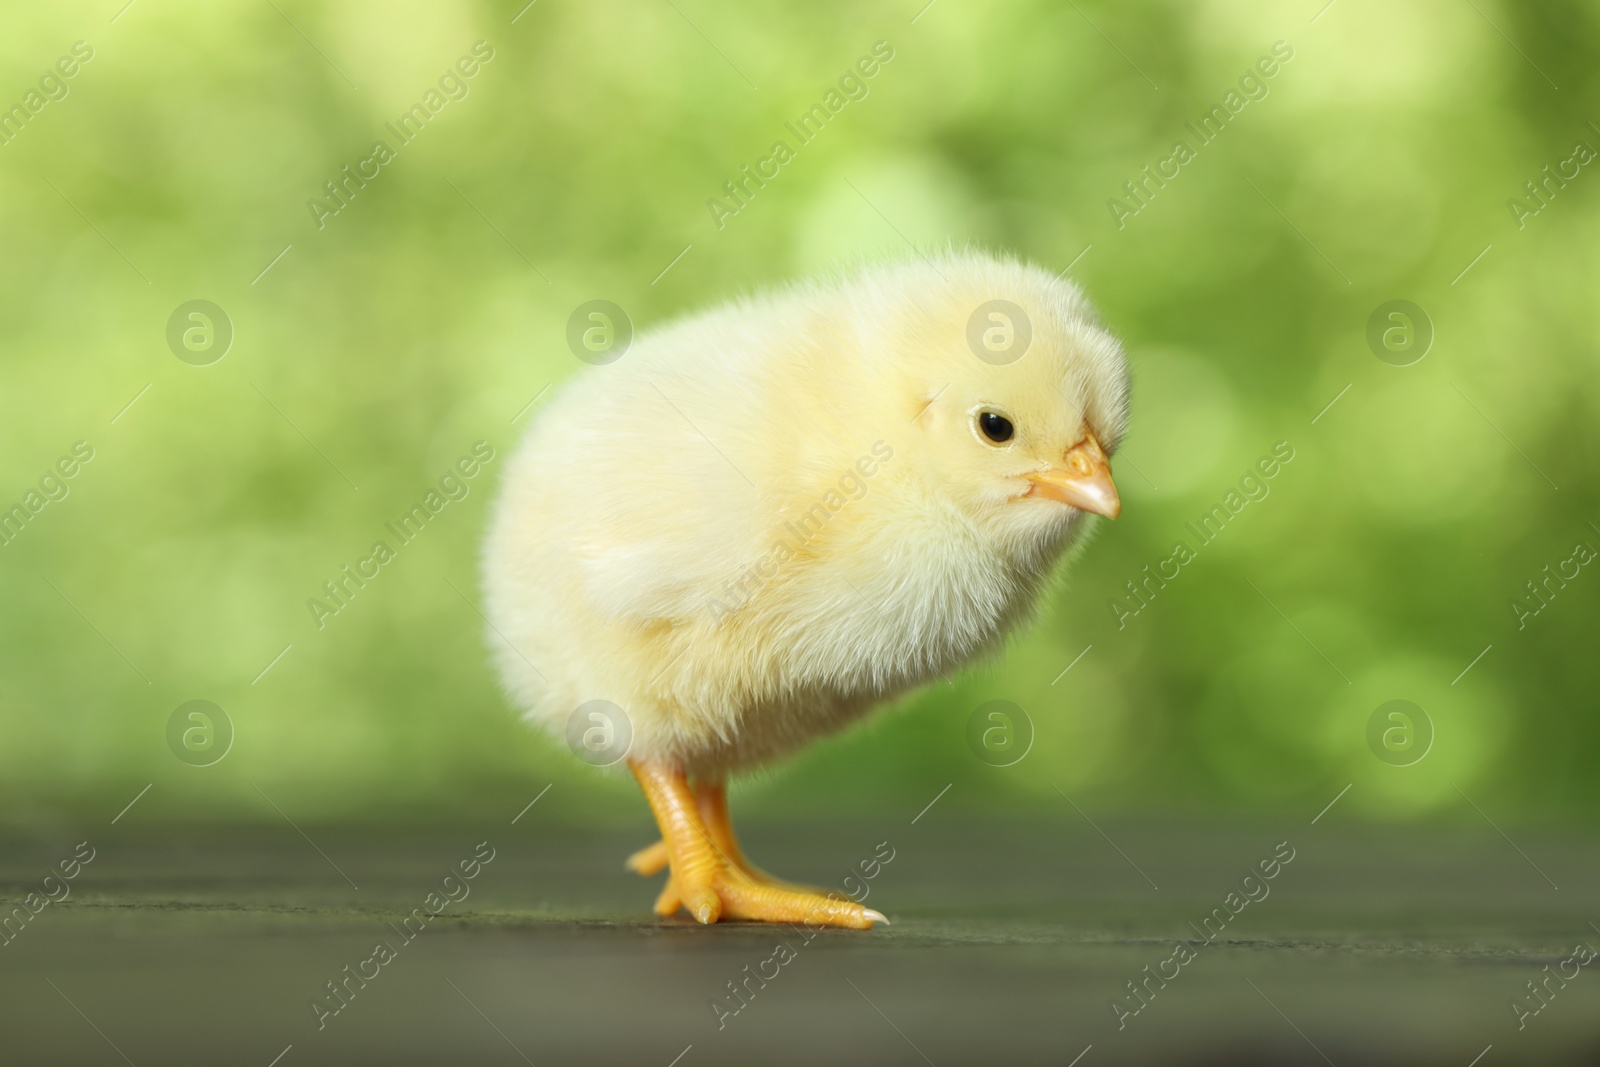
[483,252,1129,775]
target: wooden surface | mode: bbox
[2,816,1597,1066]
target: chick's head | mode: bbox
[873,256,1130,559]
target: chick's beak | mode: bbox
[1025,433,1121,518]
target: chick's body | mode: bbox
[484,253,1128,780]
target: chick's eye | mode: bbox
[977,411,1014,444]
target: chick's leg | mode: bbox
[625,781,746,915]
[626,780,820,895]
[628,759,884,929]
[628,759,723,923]
[694,781,825,894]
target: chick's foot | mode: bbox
[627,759,885,930]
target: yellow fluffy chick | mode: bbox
[482,251,1128,929]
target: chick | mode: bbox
[482,251,1128,928]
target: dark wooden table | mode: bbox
[2,817,1596,1065]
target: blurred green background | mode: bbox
[2,0,1596,831]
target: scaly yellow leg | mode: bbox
[695,780,827,894]
[627,760,885,929]
[628,783,820,879]
[626,779,826,902]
